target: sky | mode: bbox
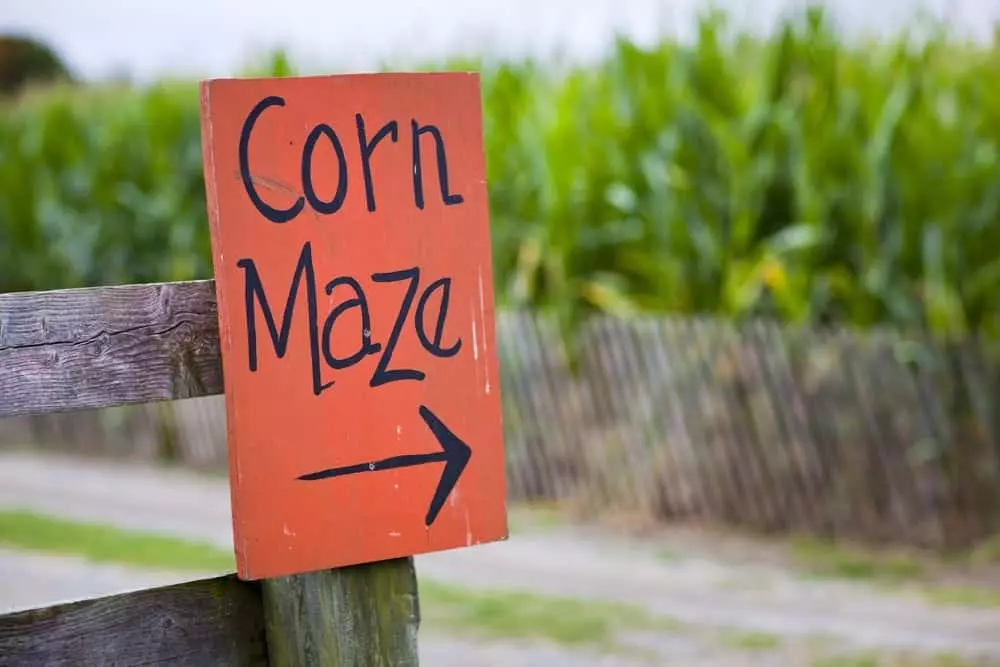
[2,0,999,82]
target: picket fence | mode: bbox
[3,311,999,550]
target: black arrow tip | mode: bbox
[418,404,472,526]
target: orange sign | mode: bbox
[198,72,508,581]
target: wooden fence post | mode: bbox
[262,558,420,666]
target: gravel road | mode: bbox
[1,450,999,665]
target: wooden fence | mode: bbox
[498,314,1000,550]
[3,305,1000,551]
[0,280,420,666]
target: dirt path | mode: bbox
[1,450,999,665]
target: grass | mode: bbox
[964,535,1000,567]
[0,508,235,572]
[720,629,782,651]
[419,578,680,649]
[0,507,679,650]
[923,586,1000,609]
[657,548,683,563]
[788,536,1000,609]
[505,503,566,533]
[790,537,926,583]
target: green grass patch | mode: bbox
[789,536,1000,609]
[962,535,1000,567]
[0,508,235,572]
[419,579,680,648]
[657,549,683,563]
[922,586,1000,609]
[506,503,566,533]
[790,537,925,583]
[720,629,782,651]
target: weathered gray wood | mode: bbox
[2,279,426,666]
[0,574,267,666]
[262,557,420,667]
[0,280,222,418]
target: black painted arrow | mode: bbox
[297,405,472,526]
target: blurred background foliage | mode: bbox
[0,34,73,97]
[3,8,1000,340]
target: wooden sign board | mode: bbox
[198,72,508,581]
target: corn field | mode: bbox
[4,311,998,552]
[5,9,1000,337]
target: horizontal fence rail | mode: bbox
[3,282,1000,550]
[0,575,267,666]
[0,280,222,417]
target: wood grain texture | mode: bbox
[0,280,223,417]
[3,280,425,665]
[262,557,420,667]
[0,574,267,666]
